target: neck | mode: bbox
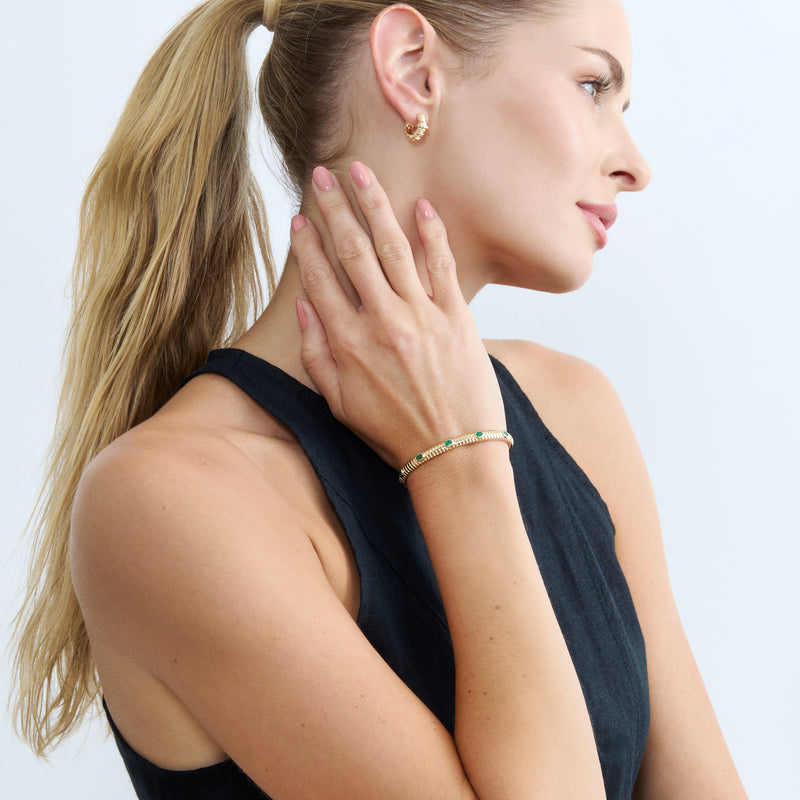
[232,166,491,388]
[231,251,312,388]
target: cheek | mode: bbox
[488,79,591,197]
[430,84,596,281]
[522,95,591,189]
[438,88,566,201]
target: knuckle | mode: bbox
[334,327,361,358]
[300,343,327,370]
[361,189,387,213]
[337,233,372,264]
[379,316,417,353]
[392,326,416,354]
[391,327,423,364]
[299,341,319,367]
[300,261,332,291]
[428,252,456,275]
[320,189,348,213]
[376,236,410,264]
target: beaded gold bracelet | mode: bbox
[398,430,514,485]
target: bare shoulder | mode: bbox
[70,366,363,675]
[484,338,637,498]
[76,419,257,517]
[72,403,308,577]
[486,337,620,411]
[485,338,662,568]
[70,370,358,637]
[70,397,331,668]
[485,336,662,586]
[73,369,329,542]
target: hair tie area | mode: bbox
[263,0,281,31]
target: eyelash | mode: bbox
[580,73,613,101]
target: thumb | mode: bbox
[296,298,340,406]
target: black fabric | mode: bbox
[107,348,649,799]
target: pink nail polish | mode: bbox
[349,162,371,190]
[312,166,335,191]
[291,214,307,232]
[417,198,435,220]
[295,298,309,331]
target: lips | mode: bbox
[576,202,618,249]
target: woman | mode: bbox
[12,0,747,797]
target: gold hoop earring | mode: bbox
[404,113,429,143]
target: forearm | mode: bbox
[631,612,748,799]
[408,445,604,798]
[293,164,604,797]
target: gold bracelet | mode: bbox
[398,430,513,485]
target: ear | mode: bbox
[369,4,444,128]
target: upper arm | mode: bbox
[71,432,476,800]
[489,339,746,799]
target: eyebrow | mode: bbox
[577,46,630,111]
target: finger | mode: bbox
[311,166,387,308]
[416,200,463,312]
[348,162,423,300]
[296,298,341,407]
[290,214,355,329]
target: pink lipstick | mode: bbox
[577,202,618,249]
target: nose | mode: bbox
[605,123,651,192]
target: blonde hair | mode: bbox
[12,0,560,755]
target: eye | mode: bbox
[580,74,613,102]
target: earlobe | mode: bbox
[369,5,442,130]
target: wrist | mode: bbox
[398,430,513,485]
[404,438,515,496]
[405,441,528,568]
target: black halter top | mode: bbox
[106,348,649,799]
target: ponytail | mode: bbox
[12,0,273,754]
[13,0,560,755]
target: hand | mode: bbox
[290,162,506,469]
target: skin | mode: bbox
[70,0,748,797]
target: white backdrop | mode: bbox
[2,1,797,796]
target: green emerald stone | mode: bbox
[476,431,484,437]
[416,454,424,461]
[445,440,453,447]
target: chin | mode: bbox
[499,257,595,295]
[547,268,594,294]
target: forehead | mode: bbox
[519,0,633,71]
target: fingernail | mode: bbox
[312,166,335,192]
[349,162,371,190]
[295,298,309,331]
[291,214,307,232]
[417,198,435,220]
